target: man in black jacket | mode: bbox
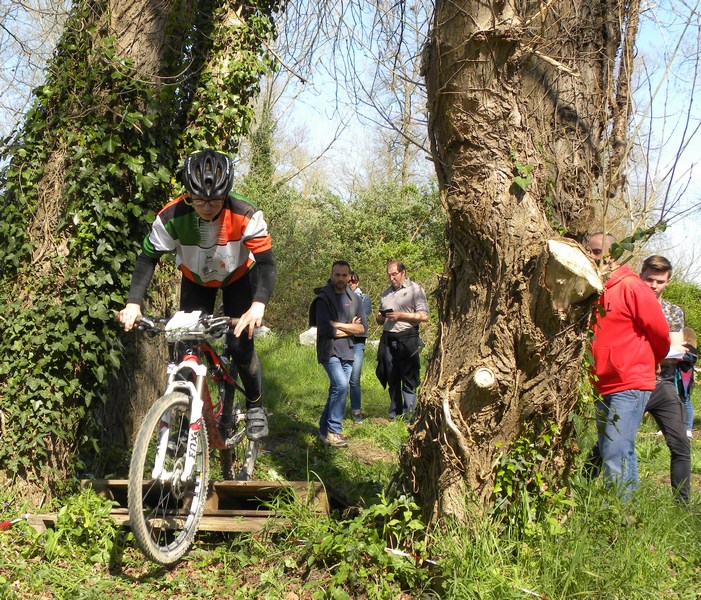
[311,261,366,447]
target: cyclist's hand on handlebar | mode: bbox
[233,301,265,339]
[116,303,142,332]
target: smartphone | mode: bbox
[380,308,394,316]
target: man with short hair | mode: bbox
[376,261,429,420]
[585,234,670,496]
[585,231,616,260]
[312,261,366,448]
[641,255,684,331]
[639,255,692,503]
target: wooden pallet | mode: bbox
[28,479,329,534]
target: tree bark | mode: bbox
[401,0,629,522]
[96,0,186,450]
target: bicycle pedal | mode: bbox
[224,431,245,448]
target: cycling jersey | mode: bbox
[144,192,272,286]
[126,192,275,306]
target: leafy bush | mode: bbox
[293,493,432,598]
[238,143,448,335]
[27,489,126,564]
[664,279,701,333]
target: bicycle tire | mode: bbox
[128,391,209,565]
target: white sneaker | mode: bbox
[687,430,693,439]
[656,430,664,436]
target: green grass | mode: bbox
[254,333,408,506]
[1,335,700,598]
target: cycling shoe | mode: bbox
[245,407,269,441]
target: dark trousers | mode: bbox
[584,380,690,503]
[180,272,262,408]
[647,380,691,503]
[383,335,420,419]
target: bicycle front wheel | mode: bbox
[128,392,210,565]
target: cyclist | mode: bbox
[116,148,276,440]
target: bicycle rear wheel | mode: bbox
[218,383,259,481]
[128,392,209,565]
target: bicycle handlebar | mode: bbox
[137,313,240,339]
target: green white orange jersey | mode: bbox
[143,192,272,287]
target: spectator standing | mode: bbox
[116,149,275,441]
[586,234,670,496]
[376,261,429,421]
[639,255,692,502]
[311,261,366,447]
[677,327,697,438]
[348,272,372,423]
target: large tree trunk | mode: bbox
[91,0,184,452]
[0,0,279,492]
[401,0,636,521]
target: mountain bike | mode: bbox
[127,310,259,565]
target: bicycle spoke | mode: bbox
[128,393,209,565]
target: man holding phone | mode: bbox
[376,260,429,420]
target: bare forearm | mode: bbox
[381,311,429,326]
[332,321,365,337]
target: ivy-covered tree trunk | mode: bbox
[400,0,638,521]
[0,0,279,493]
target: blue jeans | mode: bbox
[320,357,353,435]
[596,389,650,496]
[684,395,694,432]
[349,340,366,413]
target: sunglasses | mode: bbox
[189,196,225,208]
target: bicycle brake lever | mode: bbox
[137,315,156,329]
[211,324,230,338]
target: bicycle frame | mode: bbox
[129,311,259,565]
[151,337,244,484]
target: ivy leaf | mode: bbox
[513,176,532,192]
[94,365,106,384]
[88,303,110,321]
[27,377,42,391]
[103,134,118,153]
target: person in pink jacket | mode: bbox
[587,233,670,496]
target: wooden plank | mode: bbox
[197,516,282,533]
[27,515,51,534]
[203,508,274,517]
[28,512,281,534]
[24,479,329,535]
[210,480,329,513]
[80,479,329,515]
[108,506,274,518]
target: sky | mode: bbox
[632,1,701,282]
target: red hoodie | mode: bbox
[590,264,670,395]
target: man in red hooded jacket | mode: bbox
[587,233,670,496]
